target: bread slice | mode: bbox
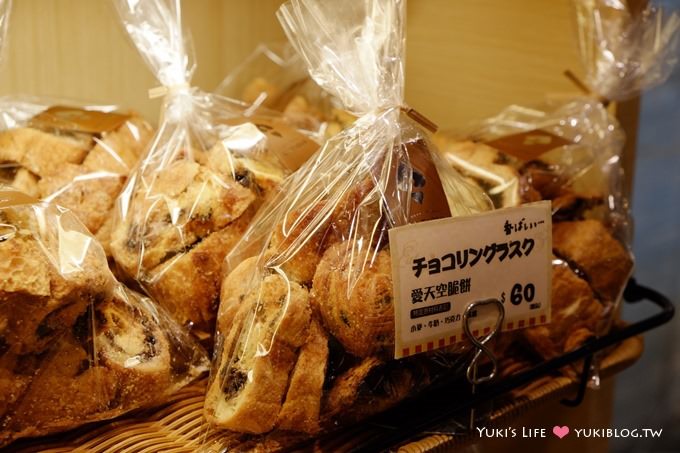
[277,318,329,433]
[0,128,88,177]
[523,259,603,360]
[0,226,109,356]
[144,207,255,338]
[205,273,311,434]
[312,242,394,357]
[434,139,521,208]
[38,163,125,234]
[217,256,261,336]
[0,285,208,447]
[552,220,633,303]
[83,115,154,175]
[110,160,255,275]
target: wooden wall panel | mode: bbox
[406,0,584,128]
[0,0,594,133]
[219,0,286,80]
[0,0,222,121]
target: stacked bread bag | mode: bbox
[205,0,492,438]
[109,0,319,342]
[0,186,209,447]
[217,42,355,141]
[435,1,678,369]
[0,4,154,253]
[434,100,633,367]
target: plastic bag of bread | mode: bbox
[0,186,208,447]
[217,42,355,140]
[204,0,491,438]
[434,100,633,367]
[0,99,154,250]
[435,100,627,228]
[109,0,319,342]
[574,0,679,102]
[0,1,153,252]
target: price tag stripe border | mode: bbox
[399,314,548,358]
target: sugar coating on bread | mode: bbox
[146,208,255,335]
[277,318,329,434]
[552,220,633,303]
[206,274,311,433]
[523,259,603,360]
[0,286,207,446]
[0,128,88,177]
[313,242,394,357]
[0,232,51,297]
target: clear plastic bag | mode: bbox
[574,0,680,101]
[109,0,319,341]
[0,98,154,250]
[435,99,634,366]
[0,0,9,68]
[0,186,208,447]
[0,3,154,253]
[204,0,491,438]
[216,42,355,140]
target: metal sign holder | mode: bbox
[308,278,675,453]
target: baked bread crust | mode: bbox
[106,141,280,337]
[523,259,603,360]
[0,113,152,242]
[0,287,207,447]
[0,128,88,177]
[146,207,255,336]
[0,220,111,356]
[205,274,311,434]
[277,318,329,433]
[313,242,394,358]
[552,220,633,303]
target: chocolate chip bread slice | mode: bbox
[111,159,256,274]
[110,136,290,337]
[523,258,604,360]
[434,138,522,208]
[144,206,256,337]
[0,208,111,356]
[552,219,633,304]
[277,318,329,434]
[0,285,208,447]
[205,273,311,433]
[312,241,394,358]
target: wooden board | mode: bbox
[0,0,588,127]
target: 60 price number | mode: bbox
[501,282,536,306]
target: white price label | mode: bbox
[389,201,552,359]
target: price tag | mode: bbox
[483,129,572,162]
[30,106,131,134]
[222,116,319,172]
[389,201,552,359]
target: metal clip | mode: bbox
[463,298,505,430]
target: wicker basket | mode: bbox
[6,336,642,453]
